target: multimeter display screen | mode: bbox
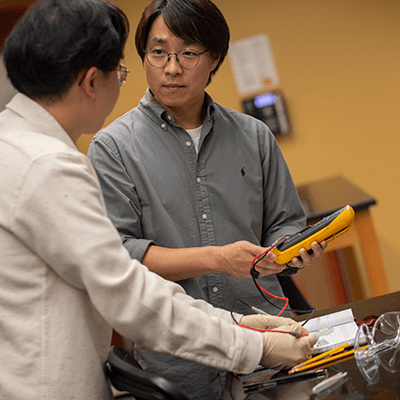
[277,208,342,251]
[271,205,355,264]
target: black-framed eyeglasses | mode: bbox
[144,48,209,69]
[117,64,130,86]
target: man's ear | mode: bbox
[79,66,98,99]
[211,56,220,73]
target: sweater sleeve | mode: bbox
[13,151,263,374]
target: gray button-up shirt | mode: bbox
[88,89,306,400]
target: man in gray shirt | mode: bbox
[88,0,326,399]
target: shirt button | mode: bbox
[213,287,219,293]
[167,115,172,120]
[186,141,192,147]
[202,214,207,220]
[161,123,166,129]
[196,177,201,183]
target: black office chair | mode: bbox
[106,346,190,400]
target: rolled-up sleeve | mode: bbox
[88,133,153,261]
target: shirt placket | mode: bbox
[193,137,226,399]
[190,138,225,310]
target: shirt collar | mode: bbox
[141,88,216,126]
[6,93,77,150]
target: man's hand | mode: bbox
[217,239,327,279]
[240,314,307,334]
[260,328,319,370]
[217,240,286,279]
[240,314,316,370]
[287,240,327,269]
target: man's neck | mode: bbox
[157,93,208,130]
[175,103,207,129]
[36,86,95,143]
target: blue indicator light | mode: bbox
[254,93,276,108]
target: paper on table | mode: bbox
[301,309,359,354]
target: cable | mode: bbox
[249,247,317,325]
[231,300,305,337]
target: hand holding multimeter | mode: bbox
[271,205,355,265]
[247,206,354,318]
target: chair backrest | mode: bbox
[106,346,190,400]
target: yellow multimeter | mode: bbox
[271,205,355,265]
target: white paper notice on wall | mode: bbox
[228,34,280,96]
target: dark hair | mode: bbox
[2,0,129,102]
[135,0,230,85]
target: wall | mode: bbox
[0,55,17,111]
[0,3,30,111]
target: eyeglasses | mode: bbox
[144,48,209,69]
[354,312,400,385]
[117,64,130,86]
[77,64,130,87]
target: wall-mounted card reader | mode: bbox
[242,91,290,135]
